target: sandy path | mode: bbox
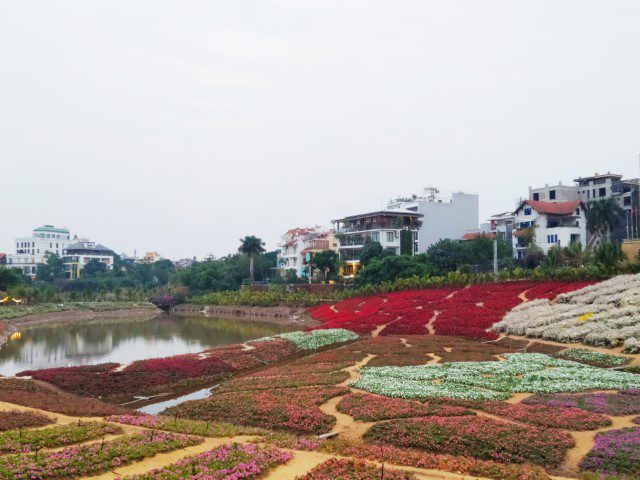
[400,337,413,348]
[518,289,530,302]
[426,310,440,335]
[558,414,639,476]
[426,353,441,364]
[371,323,389,337]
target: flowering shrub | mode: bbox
[253,328,358,350]
[579,427,640,477]
[218,371,349,393]
[0,410,53,431]
[0,378,131,416]
[337,393,473,421]
[299,458,416,479]
[117,443,291,480]
[476,401,611,430]
[166,386,348,434]
[106,415,264,437]
[0,422,121,453]
[0,431,201,479]
[493,275,640,352]
[364,415,575,466]
[125,355,234,377]
[325,442,551,480]
[354,353,640,400]
[523,390,640,415]
[555,348,630,367]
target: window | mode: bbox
[599,187,606,197]
[524,207,532,215]
[547,234,558,244]
[549,190,556,200]
[575,208,580,215]
[532,193,540,201]
[386,232,395,243]
[624,197,632,206]
[592,189,596,198]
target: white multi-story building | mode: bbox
[333,209,423,277]
[387,187,479,252]
[512,200,586,259]
[488,211,516,242]
[276,227,339,279]
[62,240,115,279]
[5,225,72,276]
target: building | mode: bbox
[387,188,478,252]
[62,240,115,279]
[276,227,338,279]
[529,182,579,203]
[140,252,162,264]
[0,253,6,265]
[333,209,423,277]
[174,257,198,269]
[512,200,586,259]
[488,211,516,243]
[5,225,72,277]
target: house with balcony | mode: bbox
[333,209,423,277]
[512,200,586,259]
[62,240,115,279]
[276,227,338,279]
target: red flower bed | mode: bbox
[0,378,131,416]
[309,281,589,339]
[364,415,575,466]
[477,401,612,430]
[0,410,54,431]
[328,442,551,480]
[125,354,233,377]
[166,386,348,434]
[298,458,416,480]
[337,393,473,421]
[218,370,349,393]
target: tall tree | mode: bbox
[238,236,266,283]
[587,198,625,241]
[35,253,65,282]
[310,250,339,281]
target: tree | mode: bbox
[35,253,65,282]
[355,255,429,285]
[310,250,339,281]
[238,236,266,283]
[0,267,24,291]
[400,230,414,255]
[360,241,384,267]
[424,239,468,275]
[82,259,107,277]
[594,241,626,269]
[587,198,625,241]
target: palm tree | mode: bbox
[587,198,625,241]
[238,236,266,283]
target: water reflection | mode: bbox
[0,313,297,376]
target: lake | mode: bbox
[0,313,298,376]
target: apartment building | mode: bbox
[276,227,338,279]
[5,225,72,277]
[387,187,479,252]
[62,240,115,279]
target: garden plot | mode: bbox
[353,353,640,400]
[493,274,640,352]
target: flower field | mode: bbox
[117,443,291,480]
[0,410,53,431]
[364,415,575,466]
[106,415,264,437]
[494,274,640,352]
[523,390,640,415]
[310,281,589,339]
[297,458,416,480]
[555,348,631,367]
[579,427,640,477]
[353,353,640,400]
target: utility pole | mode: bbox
[493,237,498,279]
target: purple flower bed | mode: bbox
[579,427,640,477]
[523,390,640,416]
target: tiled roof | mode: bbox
[461,232,494,241]
[517,200,582,215]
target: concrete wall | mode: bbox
[416,192,479,252]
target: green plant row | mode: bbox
[0,301,156,321]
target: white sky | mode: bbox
[1,1,639,259]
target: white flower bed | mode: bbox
[251,328,358,350]
[353,353,640,400]
[493,275,640,352]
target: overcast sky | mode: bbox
[1,1,639,259]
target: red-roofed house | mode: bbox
[276,227,338,279]
[512,200,586,259]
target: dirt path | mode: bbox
[558,414,639,476]
[400,337,413,348]
[426,353,441,364]
[426,311,440,335]
[518,289,530,302]
[371,323,389,337]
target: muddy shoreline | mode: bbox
[172,303,312,321]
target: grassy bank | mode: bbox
[0,301,156,321]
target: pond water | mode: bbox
[0,313,298,376]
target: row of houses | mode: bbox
[1,225,166,279]
[278,172,640,279]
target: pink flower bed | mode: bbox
[298,458,416,480]
[309,281,588,339]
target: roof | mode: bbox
[515,200,583,216]
[574,173,623,182]
[65,241,114,253]
[461,232,494,241]
[334,209,423,223]
[34,225,69,234]
[285,227,316,236]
